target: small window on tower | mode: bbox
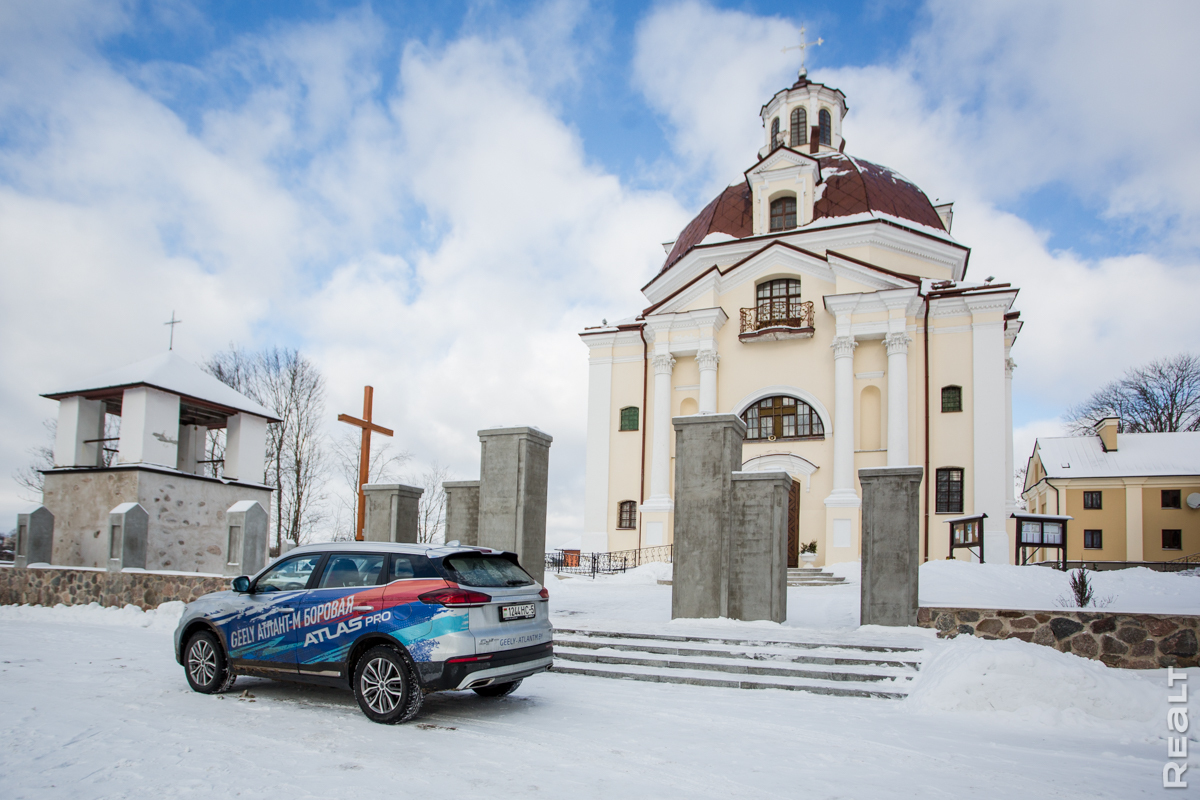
[819,109,832,146]
[771,116,781,148]
[619,406,639,431]
[769,196,797,231]
[617,501,637,529]
[790,107,807,147]
[941,386,962,413]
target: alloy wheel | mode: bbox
[360,656,404,714]
[188,638,217,686]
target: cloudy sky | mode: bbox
[2,0,1197,543]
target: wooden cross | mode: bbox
[337,386,394,541]
[164,311,182,350]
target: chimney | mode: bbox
[1097,417,1119,452]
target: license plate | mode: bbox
[499,603,536,622]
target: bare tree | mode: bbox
[411,461,450,544]
[328,429,411,541]
[205,346,328,552]
[1066,353,1200,434]
[12,419,55,502]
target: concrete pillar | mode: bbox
[224,413,268,483]
[107,502,148,572]
[54,397,105,468]
[477,427,553,584]
[697,349,720,414]
[582,343,614,552]
[117,387,180,468]
[1005,356,1016,513]
[14,506,53,568]
[362,483,423,544]
[444,480,481,546]
[884,333,910,466]
[644,354,676,511]
[968,300,1009,562]
[729,470,791,623]
[671,413,745,620]
[176,424,205,475]
[828,336,858,504]
[225,500,269,576]
[859,466,924,626]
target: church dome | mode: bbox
[661,151,947,273]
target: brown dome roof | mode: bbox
[660,152,946,273]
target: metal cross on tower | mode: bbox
[164,311,182,350]
[337,386,395,541]
[781,26,823,79]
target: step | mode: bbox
[551,659,909,699]
[553,628,923,655]
[553,633,920,670]
[553,646,914,684]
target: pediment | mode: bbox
[746,147,819,180]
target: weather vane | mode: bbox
[782,26,823,79]
[164,310,182,350]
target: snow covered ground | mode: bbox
[1,567,1194,799]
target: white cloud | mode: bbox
[0,4,686,536]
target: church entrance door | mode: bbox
[787,479,800,568]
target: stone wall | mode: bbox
[0,564,228,610]
[918,606,1199,669]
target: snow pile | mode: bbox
[601,561,673,585]
[918,559,1200,614]
[0,601,186,630]
[906,635,1160,726]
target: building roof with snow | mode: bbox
[43,351,280,423]
[1031,431,1200,481]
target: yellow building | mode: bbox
[579,71,1023,566]
[1023,418,1200,564]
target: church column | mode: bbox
[642,353,676,510]
[967,297,1010,562]
[581,335,615,552]
[697,348,720,414]
[884,333,911,466]
[1005,355,1017,513]
[828,335,858,502]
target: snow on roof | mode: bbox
[43,351,279,421]
[1034,431,1200,480]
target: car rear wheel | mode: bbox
[473,679,522,698]
[185,630,236,694]
[353,645,423,724]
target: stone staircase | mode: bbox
[787,568,846,586]
[552,628,922,700]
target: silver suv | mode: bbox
[173,542,552,723]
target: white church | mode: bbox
[579,70,1022,566]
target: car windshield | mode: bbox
[442,554,534,588]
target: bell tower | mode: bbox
[759,71,848,158]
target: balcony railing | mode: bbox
[739,301,815,341]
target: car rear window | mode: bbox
[441,554,534,588]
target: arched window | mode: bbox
[619,406,640,431]
[617,500,637,529]
[941,386,962,413]
[770,116,781,148]
[769,196,797,231]
[790,107,807,147]
[756,278,803,326]
[742,396,824,441]
[936,468,964,513]
[819,109,832,146]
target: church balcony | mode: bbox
[739,302,815,342]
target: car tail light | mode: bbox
[538,587,549,600]
[419,587,492,607]
[447,653,493,664]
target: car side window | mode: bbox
[317,554,385,589]
[387,553,439,581]
[256,555,322,593]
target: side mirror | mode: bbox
[231,575,252,593]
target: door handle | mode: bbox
[353,605,375,612]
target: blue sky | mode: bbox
[2,0,1198,535]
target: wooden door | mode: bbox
[787,479,800,568]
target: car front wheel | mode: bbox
[353,645,423,724]
[185,630,236,694]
